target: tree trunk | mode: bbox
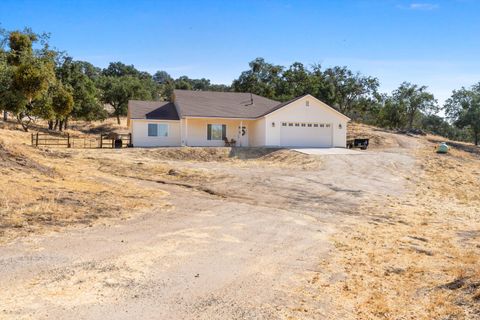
[59,120,64,132]
[116,112,121,125]
[54,119,59,131]
[17,114,29,132]
[48,120,54,130]
[408,113,415,130]
[64,117,68,130]
[3,111,7,121]
[475,131,479,146]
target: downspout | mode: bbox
[185,117,188,146]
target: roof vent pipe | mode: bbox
[242,93,254,106]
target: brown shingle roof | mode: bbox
[128,90,348,121]
[173,90,280,118]
[128,100,179,120]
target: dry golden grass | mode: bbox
[0,126,166,244]
[0,116,128,135]
[313,132,480,319]
[347,122,403,149]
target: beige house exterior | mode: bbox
[128,90,350,148]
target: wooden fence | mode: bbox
[31,132,132,149]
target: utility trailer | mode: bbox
[346,138,369,150]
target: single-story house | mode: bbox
[127,90,350,148]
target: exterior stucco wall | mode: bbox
[249,117,266,147]
[130,119,181,147]
[264,96,348,147]
[184,118,252,147]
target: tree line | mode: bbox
[0,28,479,145]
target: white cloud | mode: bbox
[410,3,439,10]
[397,3,439,10]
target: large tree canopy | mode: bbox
[444,83,480,145]
[391,82,437,129]
[98,62,161,124]
[98,75,154,124]
[232,58,380,120]
[314,65,380,119]
[57,56,106,122]
[1,29,57,131]
[232,58,283,99]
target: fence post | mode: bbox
[129,133,132,147]
[36,132,39,147]
[31,133,33,146]
[67,133,71,148]
[100,134,103,148]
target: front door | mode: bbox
[238,124,248,146]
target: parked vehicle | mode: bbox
[347,138,369,150]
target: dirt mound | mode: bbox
[143,147,232,161]
[141,147,284,162]
[137,147,320,168]
[256,149,321,168]
[0,139,55,176]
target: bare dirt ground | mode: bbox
[0,121,479,319]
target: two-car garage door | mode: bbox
[280,122,333,147]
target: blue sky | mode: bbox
[1,0,479,104]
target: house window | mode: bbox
[148,123,168,137]
[314,124,318,127]
[148,123,158,136]
[307,123,312,127]
[207,124,226,140]
[158,124,168,137]
[288,123,293,126]
[295,123,300,127]
[282,122,287,126]
[306,100,310,107]
[320,124,325,128]
[301,123,306,127]
[326,124,331,128]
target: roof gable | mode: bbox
[262,94,351,121]
[128,100,179,120]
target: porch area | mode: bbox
[181,118,255,147]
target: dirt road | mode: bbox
[0,136,420,319]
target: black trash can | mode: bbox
[114,139,123,148]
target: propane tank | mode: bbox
[437,142,449,154]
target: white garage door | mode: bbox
[280,122,333,147]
